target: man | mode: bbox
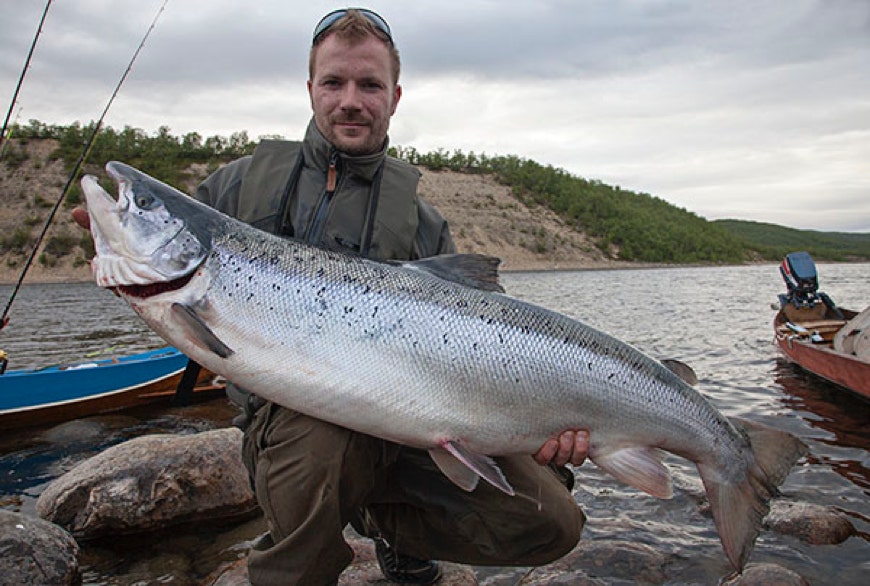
[78,8,589,585]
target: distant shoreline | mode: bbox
[0,260,789,288]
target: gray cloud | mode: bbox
[1,0,867,231]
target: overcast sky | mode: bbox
[2,0,868,232]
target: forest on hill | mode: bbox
[1,120,868,273]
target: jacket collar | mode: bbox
[302,118,388,181]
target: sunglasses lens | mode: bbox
[312,9,393,45]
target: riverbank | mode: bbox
[1,137,636,283]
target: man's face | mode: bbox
[308,35,401,156]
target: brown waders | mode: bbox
[241,402,586,585]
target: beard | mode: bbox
[320,113,387,156]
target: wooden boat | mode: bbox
[774,252,870,400]
[0,347,225,430]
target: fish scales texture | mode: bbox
[199,222,732,464]
[82,162,807,574]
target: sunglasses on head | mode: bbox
[312,8,393,46]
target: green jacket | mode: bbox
[194,119,455,261]
[194,119,455,413]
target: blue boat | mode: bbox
[0,347,224,429]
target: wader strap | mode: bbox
[275,149,305,237]
[360,160,386,258]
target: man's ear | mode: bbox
[391,83,402,115]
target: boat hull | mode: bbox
[0,347,225,429]
[774,309,870,399]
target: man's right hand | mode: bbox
[72,207,90,231]
[534,430,590,467]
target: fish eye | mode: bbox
[134,192,160,210]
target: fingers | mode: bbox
[570,429,589,467]
[533,429,590,467]
[533,438,559,465]
[554,430,574,466]
[72,207,91,231]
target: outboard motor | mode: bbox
[778,251,843,318]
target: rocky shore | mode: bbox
[4,426,855,585]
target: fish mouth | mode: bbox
[81,163,206,290]
[114,271,197,299]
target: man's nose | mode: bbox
[339,83,363,110]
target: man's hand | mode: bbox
[72,207,90,231]
[534,430,589,467]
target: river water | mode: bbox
[0,263,868,585]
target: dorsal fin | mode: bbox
[661,358,698,386]
[399,253,504,292]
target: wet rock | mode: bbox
[519,539,668,584]
[765,500,855,545]
[36,427,257,538]
[208,558,248,586]
[730,562,809,585]
[0,509,80,585]
[339,532,478,585]
[204,531,479,585]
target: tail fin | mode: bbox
[698,419,807,573]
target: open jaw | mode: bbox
[113,271,199,299]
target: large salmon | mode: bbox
[82,161,806,573]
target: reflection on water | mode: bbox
[1,264,868,584]
[774,358,870,494]
[0,282,164,371]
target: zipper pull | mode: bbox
[326,151,338,192]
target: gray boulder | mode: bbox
[36,427,257,538]
[765,500,855,545]
[0,509,80,585]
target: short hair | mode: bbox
[309,9,401,84]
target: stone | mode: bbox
[520,539,668,584]
[36,427,257,538]
[730,562,810,585]
[765,500,855,545]
[203,531,479,585]
[0,509,80,585]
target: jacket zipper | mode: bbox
[306,149,339,244]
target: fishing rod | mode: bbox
[1,0,170,332]
[0,0,52,151]
[0,106,23,161]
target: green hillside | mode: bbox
[714,219,870,261]
[3,120,868,265]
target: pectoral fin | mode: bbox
[171,302,234,358]
[428,440,515,495]
[593,446,673,499]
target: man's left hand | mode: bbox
[534,430,589,467]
